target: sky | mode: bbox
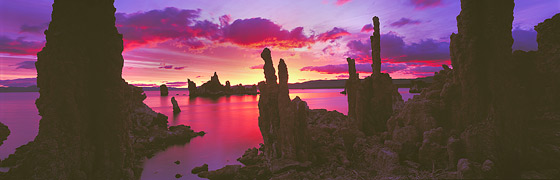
[0,0,558,88]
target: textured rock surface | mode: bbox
[171,97,181,113]
[345,58,358,120]
[160,84,169,96]
[409,80,427,93]
[0,1,203,179]
[258,48,311,162]
[0,122,9,146]
[348,17,403,136]
[370,16,381,74]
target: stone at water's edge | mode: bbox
[160,84,169,96]
[188,72,258,97]
[0,122,9,147]
[171,97,181,113]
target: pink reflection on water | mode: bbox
[141,91,263,180]
[0,92,40,162]
[0,88,414,179]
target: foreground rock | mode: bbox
[0,122,9,146]
[0,1,203,179]
[188,72,258,97]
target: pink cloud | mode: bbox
[0,36,44,55]
[222,18,313,49]
[249,64,264,70]
[316,27,350,42]
[115,7,219,50]
[115,7,350,51]
[335,0,351,6]
[361,24,374,33]
[131,83,158,87]
[410,0,442,10]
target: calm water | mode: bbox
[0,88,415,179]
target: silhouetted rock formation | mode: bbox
[171,97,181,114]
[187,79,197,95]
[0,122,9,146]
[188,73,257,97]
[160,84,169,96]
[258,49,312,162]
[347,17,403,135]
[409,80,427,93]
[0,1,203,179]
[345,58,359,119]
[371,16,381,74]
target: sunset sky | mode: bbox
[1,0,558,88]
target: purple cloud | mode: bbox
[159,65,173,69]
[300,63,407,74]
[12,61,36,69]
[0,78,37,87]
[390,18,421,27]
[345,32,450,65]
[316,27,351,42]
[20,23,49,34]
[0,36,44,55]
[361,24,374,33]
[174,66,186,70]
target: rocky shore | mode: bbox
[188,72,258,97]
[0,122,9,147]
[193,1,559,179]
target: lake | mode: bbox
[0,88,416,179]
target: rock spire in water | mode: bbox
[160,84,169,96]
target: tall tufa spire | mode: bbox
[370,16,381,74]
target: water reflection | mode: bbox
[0,88,416,179]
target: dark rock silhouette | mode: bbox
[0,122,9,146]
[345,58,358,119]
[371,16,381,74]
[188,72,257,97]
[258,49,311,162]
[171,97,181,113]
[409,80,427,93]
[160,84,169,96]
[347,17,403,135]
[191,164,208,174]
[0,1,203,179]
